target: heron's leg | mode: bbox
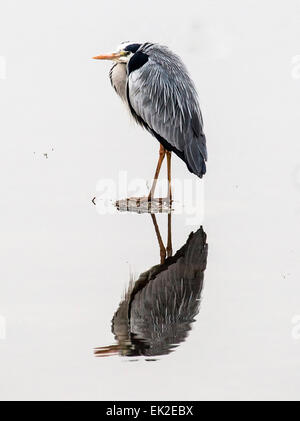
[148,144,166,201]
[166,150,172,204]
[151,214,166,264]
[166,212,173,257]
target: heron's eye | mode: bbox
[121,50,130,56]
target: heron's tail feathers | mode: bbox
[184,134,207,178]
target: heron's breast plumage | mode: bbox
[109,63,127,102]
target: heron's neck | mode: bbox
[110,63,127,102]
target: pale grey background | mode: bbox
[0,0,300,400]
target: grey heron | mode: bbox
[94,215,208,358]
[93,42,207,202]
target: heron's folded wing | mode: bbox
[127,55,207,176]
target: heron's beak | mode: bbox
[92,51,125,61]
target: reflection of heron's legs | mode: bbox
[166,212,173,257]
[166,151,172,204]
[151,214,166,264]
[148,144,166,201]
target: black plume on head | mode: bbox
[123,43,142,53]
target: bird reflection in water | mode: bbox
[94,213,208,359]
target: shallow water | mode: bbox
[0,0,300,401]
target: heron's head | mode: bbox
[93,42,142,63]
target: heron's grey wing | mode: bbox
[127,51,207,177]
